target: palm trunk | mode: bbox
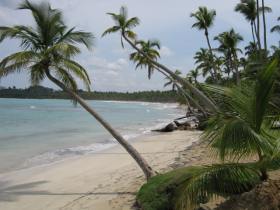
[256,0,262,50]
[122,34,219,114]
[262,0,267,52]
[251,22,256,44]
[233,51,240,85]
[205,29,218,81]
[156,68,207,117]
[45,69,155,180]
[253,21,260,50]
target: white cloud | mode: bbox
[159,46,174,57]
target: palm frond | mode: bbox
[59,58,91,91]
[0,51,37,78]
[102,26,121,37]
[175,163,260,210]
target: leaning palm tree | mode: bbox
[190,6,219,81]
[102,6,219,113]
[0,0,155,180]
[129,39,160,79]
[129,40,207,115]
[214,29,244,84]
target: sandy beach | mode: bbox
[0,130,205,210]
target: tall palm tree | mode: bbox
[214,29,244,84]
[0,0,155,180]
[103,6,219,113]
[235,0,258,45]
[260,0,272,52]
[129,39,160,79]
[256,0,261,49]
[190,6,219,81]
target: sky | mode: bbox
[0,0,280,92]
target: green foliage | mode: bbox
[130,39,161,79]
[102,6,139,47]
[164,70,182,91]
[190,7,216,31]
[137,167,199,210]
[137,163,260,210]
[203,60,279,161]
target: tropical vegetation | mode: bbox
[102,1,280,210]
[1,0,280,209]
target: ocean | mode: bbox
[0,98,184,173]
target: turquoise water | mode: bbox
[0,98,183,173]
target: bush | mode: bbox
[136,167,199,210]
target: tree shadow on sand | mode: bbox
[0,180,136,202]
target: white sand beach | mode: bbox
[0,131,202,210]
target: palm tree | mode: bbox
[271,17,280,34]
[103,6,219,113]
[175,60,280,210]
[0,0,155,180]
[129,40,207,115]
[260,0,272,52]
[194,48,215,80]
[129,39,160,79]
[256,0,261,49]
[214,29,243,84]
[245,41,258,57]
[235,0,258,45]
[164,70,182,91]
[187,69,199,84]
[190,6,219,81]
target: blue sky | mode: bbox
[0,0,280,92]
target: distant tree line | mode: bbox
[0,85,179,103]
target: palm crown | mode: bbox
[102,6,139,48]
[235,0,258,23]
[0,0,94,92]
[164,70,182,91]
[129,39,161,79]
[190,7,216,33]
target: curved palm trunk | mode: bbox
[205,29,219,81]
[262,0,267,52]
[122,34,219,114]
[45,70,155,180]
[156,68,207,117]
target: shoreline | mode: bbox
[0,130,201,210]
[0,97,179,104]
[0,99,185,174]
